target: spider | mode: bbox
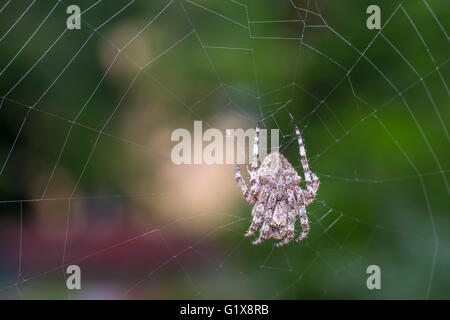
[235,123,320,247]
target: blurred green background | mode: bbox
[0,0,449,299]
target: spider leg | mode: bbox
[248,123,261,195]
[305,172,320,205]
[294,125,320,198]
[252,193,277,245]
[251,122,260,173]
[295,203,310,243]
[235,165,255,203]
[245,186,269,236]
[245,202,264,237]
[252,222,270,245]
[245,163,252,176]
[274,208,295,247]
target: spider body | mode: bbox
[235,123,320,247]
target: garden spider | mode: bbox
[235,123,320,247]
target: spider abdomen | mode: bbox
[269,201,289,240]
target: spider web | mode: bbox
[0,0,448,299]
